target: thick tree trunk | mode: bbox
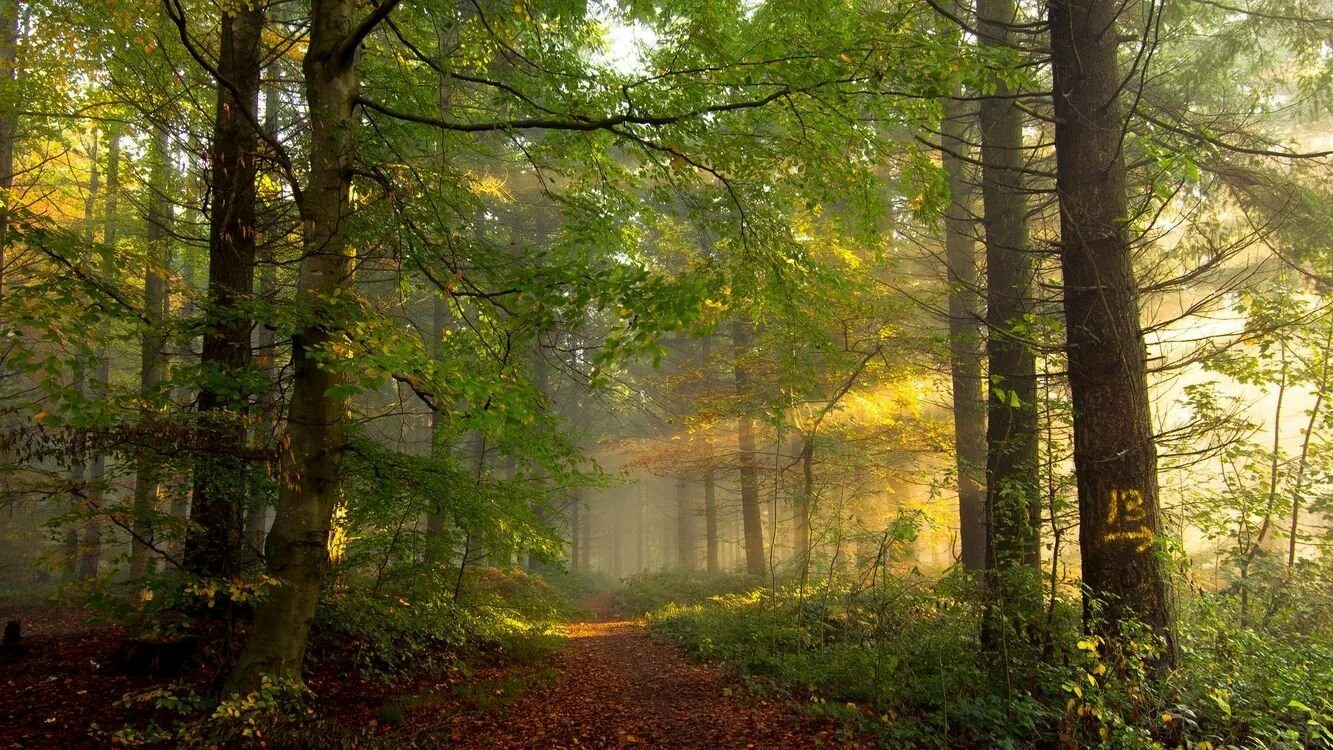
[130,126,172,579]
[1049,0,1176,665]
[225,0,360,693]
[731,320,766,576]
[184,6,265,579]
[978,0,1040,590]
[940,95,987,573]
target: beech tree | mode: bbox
[182,4,266,581]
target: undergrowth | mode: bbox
[642,569,1333,749]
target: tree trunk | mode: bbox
[579,494,591,571]
[940,94,987,573]
[569,490,581,571]
[699,335,720,572]
[225,0,360,693]
[0,0,17,294]
[72,131,100,581]
[794,436,813,582]
[243,37,288,564]
[81,129,121,580]
[1049,0,1176,665]
[185,6,265,579]
[675,477,695,570]
[731,320,766,576]
[978,0,1040,592]
[130,126,172,579]
[424,294,450,567]
[703,467,719,572]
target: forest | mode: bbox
[0,0,1330,747]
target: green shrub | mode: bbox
[614,569,758,615]
[642,569,1333,749]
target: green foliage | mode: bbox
[109,676,310,748]
[641,569,1333,749]
[613,568,759,615]
[312,566,575,681]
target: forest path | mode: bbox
[448,610,856,749]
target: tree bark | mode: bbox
[978,0,1040,590]
[940,94,987,573]
[225,0,361,693]
[184,6,265,579]
[731,320,765,576]
[130,126,172,579]
[1049,0,1176,665]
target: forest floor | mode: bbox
[441,597,858,748]
[1,593,861,749]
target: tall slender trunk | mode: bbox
[795,436,813,581]
[69,132,99,581]
[978,0,1040,592]
[1288,317,1332,569]
[569,490,581,571]
[244,30,288,562]
[130,126,172,579]
[0,0,17,294]
[226,0,364,693]
[703,467,719,572]
[731,320,765,576]
[184,6,265,579]
[83,130,122,579]
[169,250,195,552]
[700,335,720,571]
[1049,0,1175,665]
[424,295,450,566]
[940,94,987,572]
[675,477,695,570]
[1240,343,1287,627]
[579,494,591,571]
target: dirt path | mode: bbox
[446,618,856,749]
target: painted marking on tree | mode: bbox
[1103,528,1154,552]
[1108,488,1145,526]
[1105,489,1152,551]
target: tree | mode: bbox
[223,0,370,692]
[977,0,1040,592]
[183,4,266,580]
[1048,0,1176,663]
[731,319,766,576]
[0,0,17,294]
[939,94,987,573]
[129,125,172,579]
